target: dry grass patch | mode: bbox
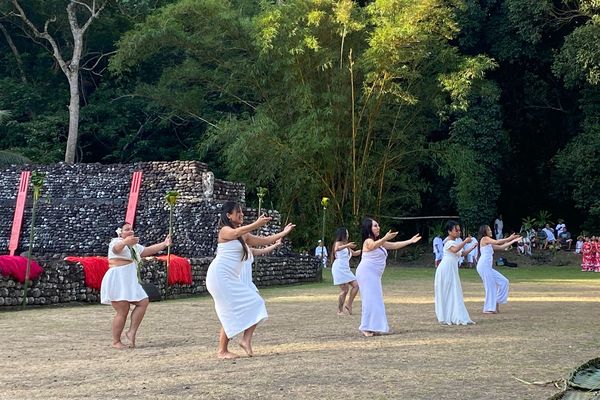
[1,266,599,399]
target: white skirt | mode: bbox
[100,262,148,304]
[332,259,356,285]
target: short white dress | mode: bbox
[434,239,474,325]
[332,248,356,285]
[239,247,259,292]
[100,238,148,305]
[206,240,268,339]
[356,247,389,334]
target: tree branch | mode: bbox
[0,22,27,83]
[11,0,70,76]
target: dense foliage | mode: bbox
[1,0,598,247]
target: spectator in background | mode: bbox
[517,234,532,256]
[465,237,479,268]
[575,236,584,254]
[494,214,504,240]
[433,235,443,268]
[555,219,567,238]
[593,237,600,273]
[455,235,465,268]
[315,240,328,268]
[581,236,593,271]
[526,228,538,249]
[542,224,556,249]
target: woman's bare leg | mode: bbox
[345,281,359,315]
[111,301,130,349]
[338,284,349,315]
[125,298,149,348]
[239,323,258,357]
[218,327,238,359]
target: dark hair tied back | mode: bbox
[446,220,459,235]
[219,201,248,261]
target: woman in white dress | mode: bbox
[240,239,283,292]
[356,218,421,336]
[101,222,171,349]
[207,201,295,359]
[476,225,521,314]
[434,220,476,325]
[331,227,361,315]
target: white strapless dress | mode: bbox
[206,240,268,338]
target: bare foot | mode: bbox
[238,340,254,357]
[337,310,346,316]
[496,303,501,313]
[362,331,374,337]
[344,304,352,315]
[125,330,136,348]
[218,351,239,360]
[112,342,128,350]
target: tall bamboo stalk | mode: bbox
[164,191,178,300]
[22,171,44,308]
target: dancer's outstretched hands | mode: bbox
[282,223,296,235]
[274,238,283,247]
[256,214,272,227]
[410,234,422,244]
[508,233,519,240]
[123,236,139,246]
[383,230,398,241]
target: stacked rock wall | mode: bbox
[0,255,320,306]
[0,161,257,257]
[0,161,320,307]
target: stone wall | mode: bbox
[0,255,321,306]
[0,161,317,308]
[0,161,277,258]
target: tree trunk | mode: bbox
[0,23,27,83]
[65,73,80,163]
[9,0,107,164]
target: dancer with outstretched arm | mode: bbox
[206,202,295,359]
[101,222,170,349]
[356,218,421,337]
[476,225,521,314]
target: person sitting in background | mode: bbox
[559,232,573,251]
[517,233,532,256]
[527,228,538,249]
[555,219,567,238]
[542,224,556,249]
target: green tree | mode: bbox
[553,2,600,230]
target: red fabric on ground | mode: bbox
[0,255,44,283]
[64,256,109,290]
[156,255,192,285]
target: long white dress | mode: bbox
[476,243,509,312]
[239,248,259,292]
[434,240,474,325]
[332,248,356,285]
[100,239,147,305]
[356,247,389,333]
[206,240,268,338]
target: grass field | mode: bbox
[2,262,599,400]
